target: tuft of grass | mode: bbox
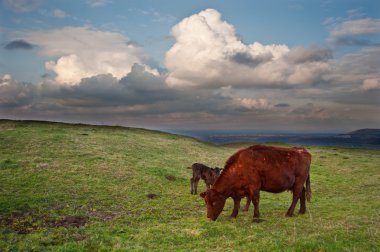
[0,120,379,251]
[0,159,18,169]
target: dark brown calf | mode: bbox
[189,163,222,195]
[200,145,312,221]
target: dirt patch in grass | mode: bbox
[165,175,176,181]
[54,216,88,228]
[1,210,88,234]
[2,210,55,234]
[147,193,158,199]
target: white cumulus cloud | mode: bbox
[165,9,330,88]
[24,26,156,84]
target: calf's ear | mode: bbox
[200,191,207,198]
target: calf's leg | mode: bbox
[193,177,200,195]
[191,177,200,195]
[190,178,194,194]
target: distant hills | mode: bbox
[176,128,380,149]
[1,120,379,149]
[344,129,380,137]
[337,128,380,146]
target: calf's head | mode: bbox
[200,189,226,221]
[205,170,219,185]
[213,167,222,175]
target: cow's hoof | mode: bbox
[299,209,306,214]
[253,218,263,223]
[285,213,294,217]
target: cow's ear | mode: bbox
[200,191,207,198]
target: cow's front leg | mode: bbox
[230,197,241,218]
[243,196,251,211]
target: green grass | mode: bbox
[0,120,379,251]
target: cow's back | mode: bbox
[244,146,311,193]
[215,145,311,194]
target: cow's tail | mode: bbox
[305,173,312,202]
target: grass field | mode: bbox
[0,120,379,251]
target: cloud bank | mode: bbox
[2,8,380,131]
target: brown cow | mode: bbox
[200,145,312,222]
[189,163,222,195]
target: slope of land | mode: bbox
[0,120,379,251]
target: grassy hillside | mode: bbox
[0,120,379,251]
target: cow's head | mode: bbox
[200,189,226,221]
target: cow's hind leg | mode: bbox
[299,186,306,214]
[286,182,304,217]
[250,189,261,222]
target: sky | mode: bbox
[0,0,379,132]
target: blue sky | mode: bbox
[1,0,379,132]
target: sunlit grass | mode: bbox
[0,120,379,251]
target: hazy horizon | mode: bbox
[2,118,376,135]
[1,0,379,132]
